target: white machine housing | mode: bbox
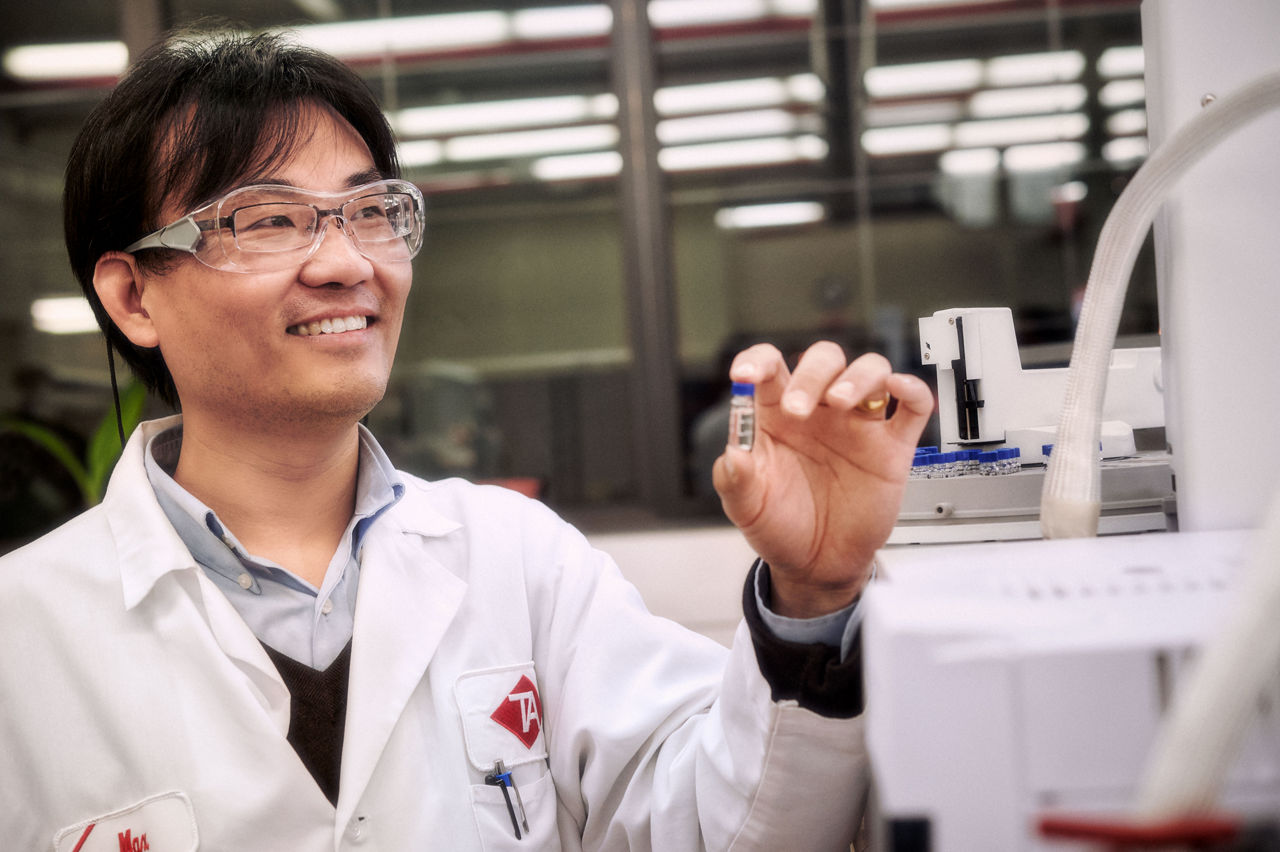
[867,2,1280,849]
[866,531,1280,852]
[918,307,1163,463]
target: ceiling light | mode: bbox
[293,11,510,59]
[531,151,623,181]
[658,135,827,170]
[1103,136,1148,166]
[657,109,800,145]
[649,0,769,27]
[985,51,1084,87]
[1106,108,1147,136]
[865,100,964,128]
[968,83,1087,118]
[1099,79,1146,109]
[786,73,825,103]
[398,140,445,168]
[1098,46,1144,79]
[1001,141,1085,173]
[511,5,613,39]
[3,41,127,81]
[770,0,818,15]
[444,124,619,161]
[1052,180,1088,204]
[939,147,999,176]
[868,0,1007,8]
[394,94,617,137]
[953,113,1087,147]
[715,201,824,229]
[860,124,951,155]
[864,59,983,98]
[655,77,791,115]
[31,296,99,335]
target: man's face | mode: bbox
[138,104,413,432]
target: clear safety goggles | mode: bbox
[125,179,426,273]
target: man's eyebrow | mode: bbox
[346,168,385,188]
[232,169,386,192]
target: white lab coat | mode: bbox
[0,417,867,851]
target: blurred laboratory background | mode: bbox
[0,0,1160,551]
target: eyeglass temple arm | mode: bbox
[124,216,222,253]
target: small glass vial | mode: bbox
[910,454,931,479]
[728,382,755,450]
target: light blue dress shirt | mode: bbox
[144,423,403,670]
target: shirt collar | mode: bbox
[143,421,405,589]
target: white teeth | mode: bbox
[291,315,368,336]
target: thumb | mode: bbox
[712,445,764,528]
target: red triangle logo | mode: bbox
[490,675,543,749]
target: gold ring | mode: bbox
[854,392,890,414]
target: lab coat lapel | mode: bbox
[107,417,292,731]
[337,511,465,827]
[188,568,293,733]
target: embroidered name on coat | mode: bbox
[490,675,543,748]
[117,830,149,852]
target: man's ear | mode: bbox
[93,252,159,349]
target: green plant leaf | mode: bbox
[85,382,148,504]
[0,417,93,506]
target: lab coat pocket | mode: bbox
[470,767,561,851]
[454,662,548,769]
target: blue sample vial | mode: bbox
[910,454,931,479]
[931,452,956,478]
[978,450,1000,476]
[729,382,755,451]
[995,447,1021,474]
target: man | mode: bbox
[0,29,932,851]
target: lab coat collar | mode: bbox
[105,415,202,611]
[107,417,463,610]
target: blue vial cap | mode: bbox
[1042,443,1054,457]
[915,446,939,455]
[731,382,755,396]
[912,455,930,467]
[978,451,999,462]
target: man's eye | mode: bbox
[350,203,388,221]
[242,214,298,231]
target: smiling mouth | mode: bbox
[287,315,370,336]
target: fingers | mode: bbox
[780,341,852,416]
[725,340,933,443]
[728,343,790,405]
[884,372,935,444]
[823,351,893,414]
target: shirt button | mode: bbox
[237,572,253,590]
[321,599,334,616]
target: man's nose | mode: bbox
[298,217,374,285]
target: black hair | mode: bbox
[63,27,401,407]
